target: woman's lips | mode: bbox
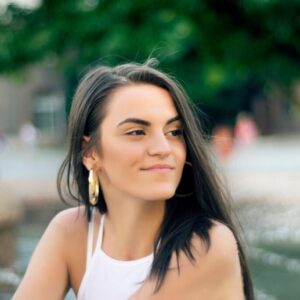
[141,164,174,172]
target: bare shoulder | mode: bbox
[50,206,88,234]
[189,221,244,298]
[201,220,238,259]
[31,206,89,260]
[45,206,92,262]
[189,221,241,273]
[133,222,244,300]
[168,221,239,269]
[12,206,89,300]
[51,206,87,226]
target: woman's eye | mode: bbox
[125,130,145,136]
[167,128,183,136]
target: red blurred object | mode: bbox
[212,125,234,160]
[234,113,258,146]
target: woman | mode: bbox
[13,60,254,299]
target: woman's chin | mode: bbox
[140,189,176,201]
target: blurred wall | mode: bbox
[0,76,30,134]
[0,64,66,143]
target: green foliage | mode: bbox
[1,0,300,119]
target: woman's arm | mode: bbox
[12,212,70,300]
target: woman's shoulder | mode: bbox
[47,206,101,292]
[12,207,92,299]
[171,221,243,298]
[36,206,89,253]
[134,222,244,299]
[170,221,239,268]
[189,220,240,271]
[49,206,103,246]
[50,206,88,232]
[202,220,238,257]
[187,221,244,297]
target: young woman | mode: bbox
[13,60,254,299]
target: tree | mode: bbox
[1,0,300,126]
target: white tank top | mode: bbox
[77,209,154,300]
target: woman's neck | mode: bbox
[102,199,165,260]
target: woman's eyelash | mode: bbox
[125,130,145,135]
[168,128,183,136]
[125,128,183,136]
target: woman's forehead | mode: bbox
[104,84,179,122]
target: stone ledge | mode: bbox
[226,171,300,204]
[0,184,24,229]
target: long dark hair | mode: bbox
[57,59,254,299]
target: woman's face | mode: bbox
[95,83,186,202]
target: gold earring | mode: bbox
[88,169,99,206]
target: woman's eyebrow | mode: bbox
[117,115,181,127]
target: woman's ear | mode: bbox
[82,135,99,170]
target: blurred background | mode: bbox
[0,0,300,299]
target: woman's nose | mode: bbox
[147,132,171,157]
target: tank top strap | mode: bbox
[96,213,105,250]
[86,209,105,270]
[86,207,96,269]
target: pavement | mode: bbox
[0,134,299,226]
[223,134,300,204]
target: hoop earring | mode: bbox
[88,169,99,206]
[175,161,195,198]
